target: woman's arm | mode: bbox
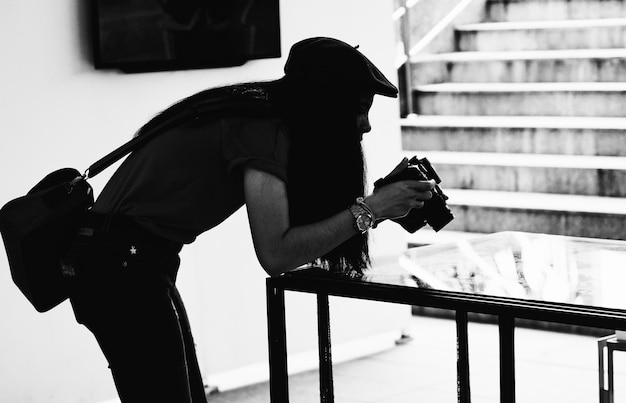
[243,168,434,276]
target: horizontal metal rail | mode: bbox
[270,274,626,330]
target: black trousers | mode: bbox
[64,212,208,403]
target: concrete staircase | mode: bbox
[402,0,626,245]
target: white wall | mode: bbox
[0,1,407,402]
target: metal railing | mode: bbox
[266,269,626,403]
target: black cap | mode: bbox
[284,37,398,98]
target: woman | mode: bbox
[63,37,434,402]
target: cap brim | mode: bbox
[362,55,398,98]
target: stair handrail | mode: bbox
[407,0,477,57]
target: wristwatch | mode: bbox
[349,197,375,234]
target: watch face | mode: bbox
[357,214,372,231]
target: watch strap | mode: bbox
[349,200,373,233]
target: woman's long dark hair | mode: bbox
[134,78,370,276]
[277,77,370,276]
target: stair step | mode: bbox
[413,48,626,63]
[402,116,626,156]
[406,151,626,197]
[417,82,626,92]
[456,18,626,51]
[414,83,626,117]
[460,17,626,32]
[402,115,626,130]
[486,0,626,23]
[401,116,626,156]
[448,189,626,214]
[411,49,626,84]
[414,150,626,170]
[443,189,626,239]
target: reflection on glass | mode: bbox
[368,232,626,310]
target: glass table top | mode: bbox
[364,231,626,311]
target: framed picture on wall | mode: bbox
[91,0,281,72]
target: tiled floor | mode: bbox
[207,314,626,403]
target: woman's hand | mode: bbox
[363,179,435,223]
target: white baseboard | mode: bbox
[207,330,401,392]
[96,330,401,402]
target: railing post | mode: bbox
[456,310,471,403]
[599,336,609,403]
[499,315,515,403]
[267,281,289,403]
[317,292,334,402]
[608,341,615,403]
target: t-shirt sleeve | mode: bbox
[222,117,290,183]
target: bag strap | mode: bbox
[85,108,194,179]
[85,87,275,179]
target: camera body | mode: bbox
[374,156,454,233]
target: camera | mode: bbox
[373,156,454,233]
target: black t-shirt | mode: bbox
[92,116,290,243]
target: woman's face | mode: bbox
[356,93,374,140]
